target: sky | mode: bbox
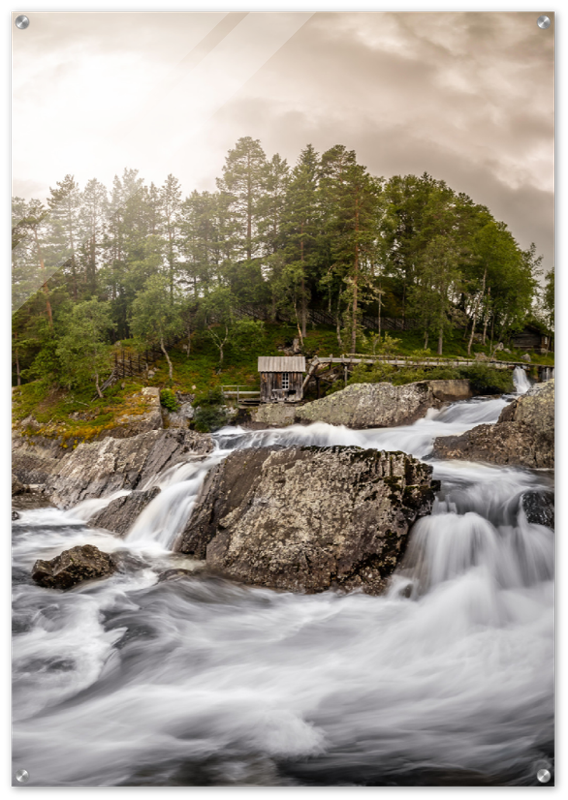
[12,10,555,270]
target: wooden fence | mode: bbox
[96,337,179,396]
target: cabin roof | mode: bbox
[258,356,306,373]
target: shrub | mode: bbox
[457,364,514,395]
[160,388,179,412]
[193,406,229,433]
[192,385,228,432]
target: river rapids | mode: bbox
[12,368,554,786]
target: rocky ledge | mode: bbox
[176,445,439,595]
[13,428,212,509]
[433,380,554,469]
[287,379,472,429]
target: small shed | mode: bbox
[258,356,306,403]
[510,325,553,354]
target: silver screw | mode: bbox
[15,769,29,783]
[15,15,30,29]
[537,15,551,30]
[537,768,551,784]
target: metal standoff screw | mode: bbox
[537,768,551,784]
[15,15,30,29]
[537,15,551,30]
[15,769,29,783]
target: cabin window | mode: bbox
[282,372,289,390]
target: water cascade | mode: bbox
[12,385,554,786]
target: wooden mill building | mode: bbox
[510,324,553,354]
[258,356,306,403]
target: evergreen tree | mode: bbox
[46,174,82,299]
[80,178,108,296]
[216,136,267,261]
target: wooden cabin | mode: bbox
[510,325,553,354]
[258,356,306,403]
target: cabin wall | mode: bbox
[510,332,552,353]
[260,372,304,403]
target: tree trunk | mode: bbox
[351,198,359,353]
[481,285,490,345]
[437,324,443,356]
[300,229,307,339]
[15,347,21,386]
[424,330,429,350]
[95,372,103,399]
[33,229,53,328]
[467,270,487,356]
[293,298,304,347]
[336,290,344,352]
[377,277,382,338]
[160,335,174,380]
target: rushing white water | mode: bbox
[12,386,554,786]
[512,365,531,394]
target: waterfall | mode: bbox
[11,391,554,786]
[512,365,531,394]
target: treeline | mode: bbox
[12,136,553,392]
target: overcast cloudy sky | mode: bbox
[12,11,554,269]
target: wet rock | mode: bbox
[46,429,213,509]
[521,491,554,529]
[251,404,297,427]
[12,511,20,521]
[32,544,117,590]
[295,380,471,429]
[177,446,439,595]
[12,476,25,496]
[88,487,161,536]
[12,492,54,511]
[157,569,196,583]
[12,441,61,485]
[433,380,554,469]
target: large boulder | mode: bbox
[32,544,116,590]
[521,490,554,529]
[177,446,439,595]
[46,429,212,508]
[433,380,554,469]
[250,404,297,427]
[295,380,471,429]
[88,486,161,536]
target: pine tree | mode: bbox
[216,136,267,262]
[46,174,82,299]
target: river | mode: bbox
[11,368,554,786]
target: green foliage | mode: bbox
[193,407,228,433]
[192,386,228,432]
[159,388,179,412]
[55,299,113,393]
[457,364,514,395]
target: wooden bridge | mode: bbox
[302,354,554,394]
